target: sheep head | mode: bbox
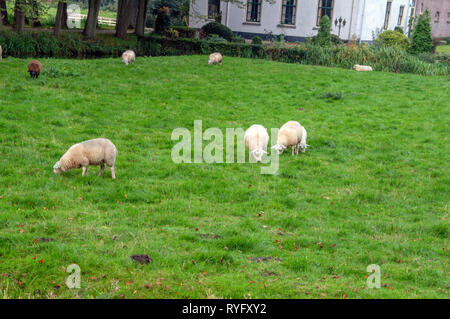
[271,144,286,155]
[299,143,309,153]
[53,161,62,174]
[250,149,267,162]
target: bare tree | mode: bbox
[14,0,25,34]
[54,1,65,35]
[135,0,148,37]
[115,0,134,40]
[83,0,101,39]
[0,0,8,25]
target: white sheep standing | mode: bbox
[53,138,118,179]
[354,64,373,72]
[208,52,223,65]
[122,50,136,65]
[244,124,269,162]
[272,121,308,155]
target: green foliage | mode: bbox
[205,34,228,43]
[0,30,447,76]
[154,7,171,35]
[251,36,262,45]
[394,26,404,34]
[231,35,245,43]
[416,52,435,64]
[409,10,433,54]
[171,26,196,39]
[316,15,332,47]
[375,30,410,50]
[165,28,179,39]
[200,22,234,42]
[310,34,343,46]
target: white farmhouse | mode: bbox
[189,0,418,42]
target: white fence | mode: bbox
[68,13,116,27]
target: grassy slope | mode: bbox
[436,45,450,55]
[0,56,448,299]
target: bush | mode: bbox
[201,22,234,42]
[394,26,404,34]
[416,52,436,63]
[310,34,343,45]
[206,34,228,43]
[252,36,262,45]
[409,10,433,54]
[375,30,410,50]
[232,35,245,43]
[171,26,196,39]
[165,28,179,39]
[155,6,171,35]
[316,15,332,46]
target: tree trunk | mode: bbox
[62,2,68,29]
[135,0,147,37]
[54,1,64,35]
[14,0,25,34]
[83,0,101,40]
[0,0,7,25]
[115,0,134,40]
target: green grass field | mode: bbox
[0,56,448,299]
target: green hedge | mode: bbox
[171,26,197,39]
[0,31,448,76]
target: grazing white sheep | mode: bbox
[244,124,269,162]
[53,138,118,179]
[122,50,136,65]
[272,121,308,155]
[354,64,373,72]
[208,52,222,65]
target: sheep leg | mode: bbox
[296,144,299,155]
[99,163,105,177]
[82,166,88,176]
[291,146,295,156]
[110,166,116,179]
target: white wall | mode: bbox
[189,0,413,42]
[357,0,412,42]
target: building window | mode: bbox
[280,0,297,25]
[316,0,334,26]
[420,3,423,13]
[383,1,392,30]
[398,5,404,25]
[434,11,440,23]
[208,0,220,20]
[246,0,262,23]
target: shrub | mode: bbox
[232,35,245,43]
[375,30,410,50]
[316,15,332,46]
[416,52,435,63]
[252,36,262,45]
[201,22,234,42]
[166,28,179,39]
[310,34,343,45]
[394,26,404,34]
[409,10,433,54]
[171,26,196,39]
[155,6,171,35]
[206,34,228,43]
